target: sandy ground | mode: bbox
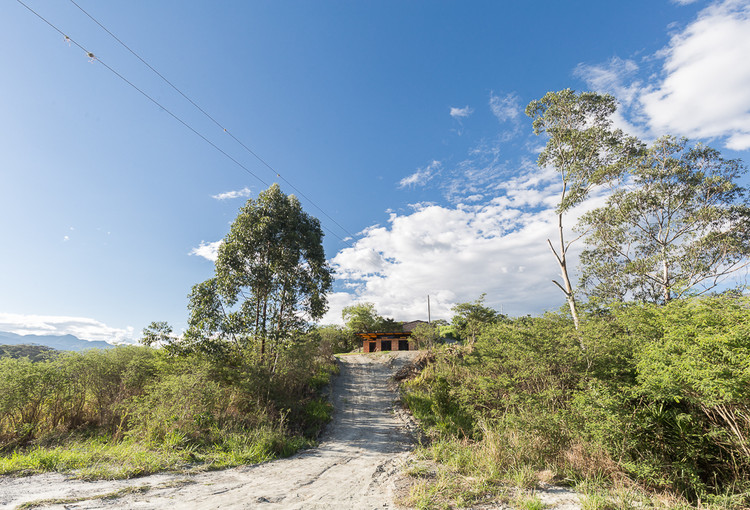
[0,353,419,510]
[0,352,582,510]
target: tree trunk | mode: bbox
[261,296,268,359]
[550,211,581,330]
[662,250,670,303]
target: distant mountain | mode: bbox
[0,331,115,351]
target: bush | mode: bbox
[0,333,337,477]
[400,296,750,506]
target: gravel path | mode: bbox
[0,353,418,510]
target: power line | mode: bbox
[15,0,270,187]
[67,0,357,243]
[16,0,356,244]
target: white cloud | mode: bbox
[189,240,222,262]
[450,106,474,119]
[212,187,252,200]
[489,91,522,124]
[327,169,604,324]
[399,160,441,188]
[0,313,136,344]
[641,1,750,148]
[441,139,527,203]
[578,0,750,149]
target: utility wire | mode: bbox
[15,0,271,189]
[16,0,354,244]
[68,0,357,243]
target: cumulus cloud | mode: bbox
[324,167,605,325]
[641,0,750,149]
[450,106,474,119]
[189,240,223,261]
[0,313,136,343]
[489,92,522,124]
[577,0,750,149]
[399,160,441,188]
[212,187,252,200]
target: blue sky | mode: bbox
[2,0,750,342]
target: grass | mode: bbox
[0,429,312,480]
[514,494,546,510]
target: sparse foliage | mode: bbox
[526,89,639,328]
[579,136,750,303]
[410,322,440,350]
[451,294,499,348]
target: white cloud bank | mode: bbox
[577,0,750,149]
[0,313,136,344]
[322,164,606,325]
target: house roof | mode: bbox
[401,320,428,332]
[355,320,428,341]
[356,331,412,340]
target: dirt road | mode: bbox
[0,353,418,510]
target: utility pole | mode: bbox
[427,295,431,324]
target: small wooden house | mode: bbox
[357,320,427,353]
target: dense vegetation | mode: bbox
[0,184,338,479]
[400,295,750,509]
[0,342,336,478]
[0,344,57,362]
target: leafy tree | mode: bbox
[341,302,402,333]
[451,294,498,349]
[410,322,440,349]
[341,302,382,333]
[182,184,333,362]
[314,325,357,354]
[140,321,176,348]
[579,136,750,304]
[526,89,638,328]
[377,317,404,333]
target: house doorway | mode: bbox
[369,342,376,352]
[381,340,392,351]
[398,340,409,351]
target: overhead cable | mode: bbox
[68,0,357,242]
[16,0,354,244]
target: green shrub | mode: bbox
[400,296,750,507]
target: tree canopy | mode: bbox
[579,136,750,304]
[182,184,333,362]
[526,89,638,329]
[451,294,499,348]
[341,302,402,333]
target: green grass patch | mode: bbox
[0,426,312,479]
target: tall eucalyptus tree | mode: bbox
[526,89,638,329]
[184,184,333,364]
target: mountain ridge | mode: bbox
[0,331,115,351]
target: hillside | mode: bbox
[0,331,114,351]
[0,344,58,361]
